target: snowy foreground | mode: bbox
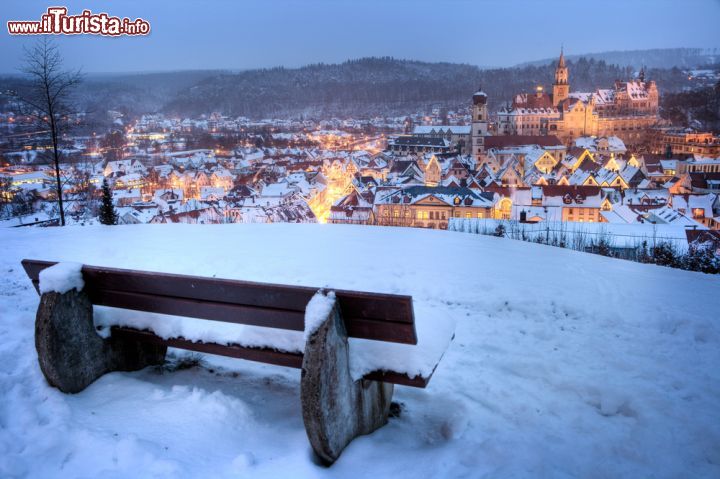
[0,223,719,478]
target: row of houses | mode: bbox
[328,134,720,231]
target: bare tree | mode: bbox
[15,38,82,226]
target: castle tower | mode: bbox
[471,88,489,158]
[552,48,569,107]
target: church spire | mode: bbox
[553,46,569,106]
[554,46,568,86]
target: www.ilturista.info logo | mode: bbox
[7,7,150,36]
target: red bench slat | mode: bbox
[22,259,418,345]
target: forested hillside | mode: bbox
[162,57,694,118]
[0,52,709,119]
[661,81,720,132]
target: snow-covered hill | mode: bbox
[0,224,718,478]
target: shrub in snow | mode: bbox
[557,224,568,248]
[595,236,613,257]
[683,244,720,274]
[161,353,206,373]
[38,262,84,294]
[494,224,505,237]
[652,242,680,268]
[637,240,652,264]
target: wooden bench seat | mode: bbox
[22,259,444,464]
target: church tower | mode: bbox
[471,88,489,158]
[552,48,569,107]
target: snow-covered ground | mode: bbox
[0,223,719,478]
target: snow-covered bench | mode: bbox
[22,259,447,465]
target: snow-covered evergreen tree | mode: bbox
[99,178,118,225]
[684,244,720,274]
[652,242,679,268]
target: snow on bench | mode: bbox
[22,259,455,465]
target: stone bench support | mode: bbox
[301,297,394,464]
[35,289,167,393]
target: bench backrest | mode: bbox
[22,259,417,345]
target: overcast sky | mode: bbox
[1,0,719,73]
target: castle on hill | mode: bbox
[493,49,659,148]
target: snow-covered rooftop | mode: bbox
[412,125,471,135]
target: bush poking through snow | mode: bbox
[652,241,680,268]
[389,401,404,418]
[594,234,614,257]
[159,353,206,373]
[683,244,720,274]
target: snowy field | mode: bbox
[0,223,719,478]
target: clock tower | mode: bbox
[552,48,569,107]
[471,88,489,159]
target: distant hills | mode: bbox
[1,48,716,121]
[517,47,718,69]
[158,54,699,119]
